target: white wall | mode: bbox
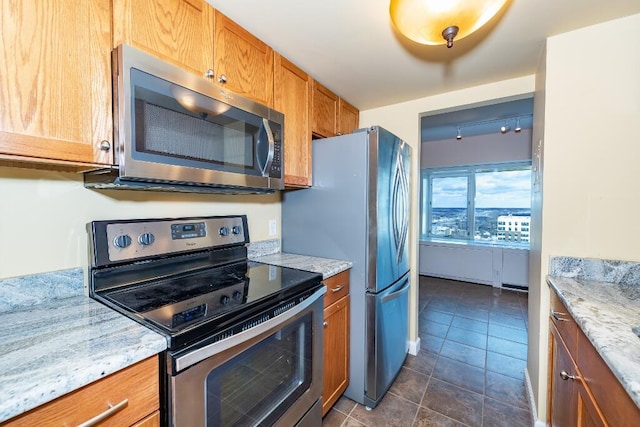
[529,12,640,423]
[422,128,532,168]
[0,167,281,279]
[420,242,529,288]
[359,75,535,349]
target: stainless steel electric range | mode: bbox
[87,215,325,427]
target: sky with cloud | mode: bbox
[431,170,532,209]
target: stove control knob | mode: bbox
[220,295,230,305]
[113,234,132,249]
[219,226,230,237]
[232,225,242,235]
[138,232,155,246]
[232,291,243,301]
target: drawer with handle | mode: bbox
[550,289,578,357]
[323,270,350,308]
[3,356,159,427]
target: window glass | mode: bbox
[430,176,468,239]
[422,163,531,247]
[474,169,531,243]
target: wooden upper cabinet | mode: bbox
[274,54,312,188]
[311,79,338,138]
[214,11,274,107]
[112,0,215,77]
[0,0,113,167]
[338,98,359,135]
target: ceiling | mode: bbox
[421,97,533,141]
[208,1,640,135]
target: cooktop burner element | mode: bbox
[87,215,323,350]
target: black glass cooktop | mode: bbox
[96,261,322,347]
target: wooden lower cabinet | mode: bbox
[549,324,606,427]
[548,290,640,427]
[322,270,350,416]
[132,411,160,427]
[2,356,160,427]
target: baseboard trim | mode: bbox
[408,337,421,356]
[525,367,548,427]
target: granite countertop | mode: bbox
[250,252,352,279]
[0,243,349,422]
[0,269,167,423]
[546,274,640,409]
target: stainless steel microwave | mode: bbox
[84,44,284,194]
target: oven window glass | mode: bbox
[130,69,267,175]
[205,313,313,426]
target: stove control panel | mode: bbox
[99,215,248,263]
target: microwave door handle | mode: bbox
[259,118,275,177]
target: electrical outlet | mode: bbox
[269,219,277,236]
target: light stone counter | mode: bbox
[250,252,352,279]
[0,269,167,423]
[547,256,640,409]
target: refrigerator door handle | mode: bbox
[380,280,410,303]
[391,144,410,264]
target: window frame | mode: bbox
[421,161,532,246]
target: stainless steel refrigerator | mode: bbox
[282,126,411,408]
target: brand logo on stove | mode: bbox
[186,242,197,247]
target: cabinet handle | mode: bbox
[323,321,328,328]
[98,140,111,152]
[331,285,345,293]
[560,371,579,381]
[204,69,215,78]
[218,74,227,84]
[551,310,569,322]
[76,399,128,427]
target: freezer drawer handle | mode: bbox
[330,284,345,293]
[381,281,410,303]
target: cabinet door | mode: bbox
[576,385,606,427]
[274,54,312,188]
[549,325,578,427]
[132,411,161,427]
[113,0,215,77]
[311,79,338,138]
[338,98,359,135]
[322,294,350,416]
[214,11,274,107]
[0,0,112,166]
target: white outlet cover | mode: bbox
[269,219,277,236]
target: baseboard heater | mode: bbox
[502,283,529,292]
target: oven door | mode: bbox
[169,287,325,427]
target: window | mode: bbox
[421,162,532,246]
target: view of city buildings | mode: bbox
[430,208,531,243]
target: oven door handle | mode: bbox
[173,285,327,373]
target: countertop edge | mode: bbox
[546,275,640,409]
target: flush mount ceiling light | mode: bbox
[389,0,509,48]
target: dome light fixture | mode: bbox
[389,0,509,48]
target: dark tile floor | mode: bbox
[322,276,531,427]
